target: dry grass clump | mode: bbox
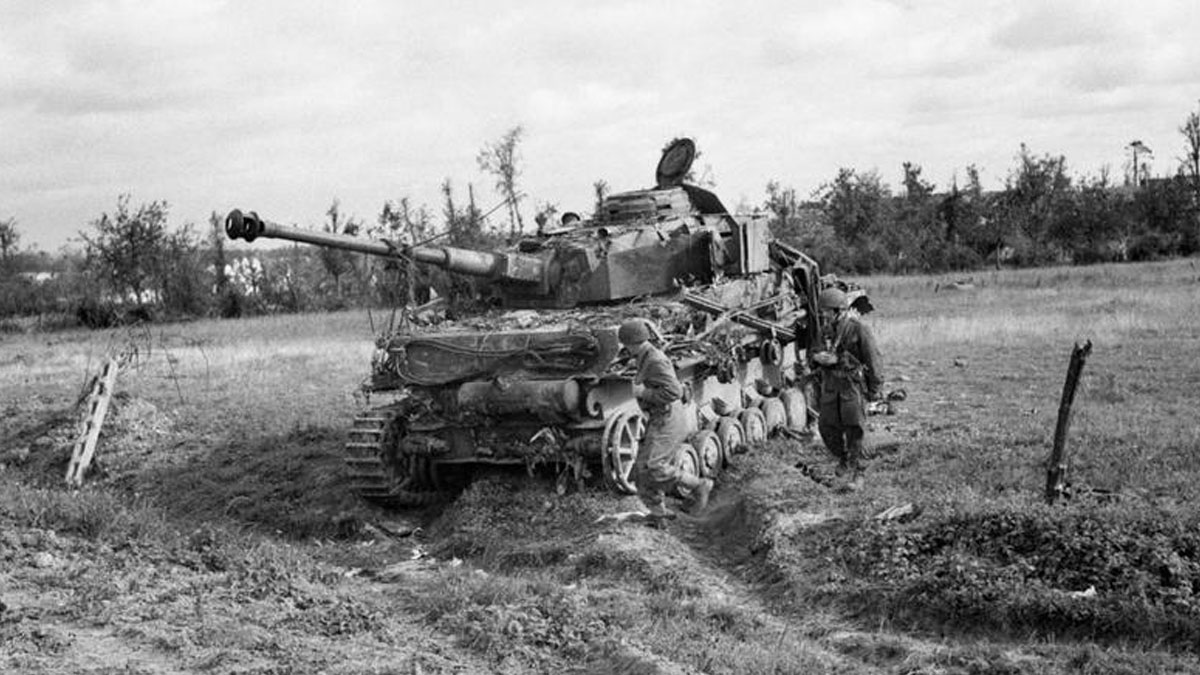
[0,483,169,544]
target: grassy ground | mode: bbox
[2,258,1200,673]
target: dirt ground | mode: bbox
[5,260,1200,674]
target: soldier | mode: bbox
[618,318,713,522]
[810,288,883,490]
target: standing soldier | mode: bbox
[810,288,883,490]
[619,318,714,522]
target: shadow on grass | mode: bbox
[137,423,372,540]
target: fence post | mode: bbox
[1045,340,1093,504]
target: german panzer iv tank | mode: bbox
[226,138,864,506]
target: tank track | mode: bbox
[343,406,453,507]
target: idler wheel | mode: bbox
[602,410,643,494]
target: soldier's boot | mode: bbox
[833,457,852,477]
[840,433,866,491]
[690,478,714,513]
[846,433,866,473]
[642,492,676,525]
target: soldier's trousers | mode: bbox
[818,385,867,471]
[634,402,700,513]
[818,421,865,470]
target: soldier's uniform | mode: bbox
[815,307,883,477]
[618,319,711,518]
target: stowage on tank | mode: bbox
[226,138,865,506]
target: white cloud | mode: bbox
[1,0,1198,249]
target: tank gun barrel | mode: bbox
[225,209,544,283]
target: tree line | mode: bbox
[2,107,1199,326]
[768,137,1199,275]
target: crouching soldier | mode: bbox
[810,288,883,490]
[618,318,714,522]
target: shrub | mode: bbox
[1128,231,1181,262]
[74,298,120,329]
[819,506,1200,646]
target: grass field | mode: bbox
[2,258,1200,674]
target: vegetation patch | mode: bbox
[816,504,1200,646]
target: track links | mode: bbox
[343,407,449,507]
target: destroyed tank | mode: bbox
[226,138,851,506]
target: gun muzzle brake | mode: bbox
[225,209,265,242]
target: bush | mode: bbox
[1128,231,1181,262]
[819,506,1200,646]
[923,242,983,272]
[217,288,244,318]
[74,298,120,329]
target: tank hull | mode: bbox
[344,283,815,506]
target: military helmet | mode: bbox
[818,287,848,311]
[617,318,651,346]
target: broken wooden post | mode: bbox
[1045,340,1093,504]
[65,356,121,487]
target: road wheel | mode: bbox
[674,442,703,498]
[690,429,724,478]
[715,417,745,462]
[760,397,788,437]
[779,389,807,431]
[739,407,767,444]
[602,410,643,494]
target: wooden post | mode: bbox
[65,357,121,487]
[1045,340,1093,504]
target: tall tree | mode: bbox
[1057,172,1130,262]
[891,162,941,272]
[375,197,434,306]
[1126,140,1153,187]
[1183,108,1200,185]
[815,168,893,273]
[948,165,1001,265]
[1180,104,1200,247]
[1133,175,1196,257]
[593,180,610,216]
[377,197,431,244]
[0,218,19,274]
[818,168,891,245]
[209,211,228,294]
[80,195,171,304]
[477,126,526,236]
[995,144,1073,264]
[764,180,799,222]
[318,199,361,299]
[159,223,207,316]
[763,180,808,245]
[532,201,559,235]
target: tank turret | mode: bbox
[226,140,815,311]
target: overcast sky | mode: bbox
[3,0,1199,252]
